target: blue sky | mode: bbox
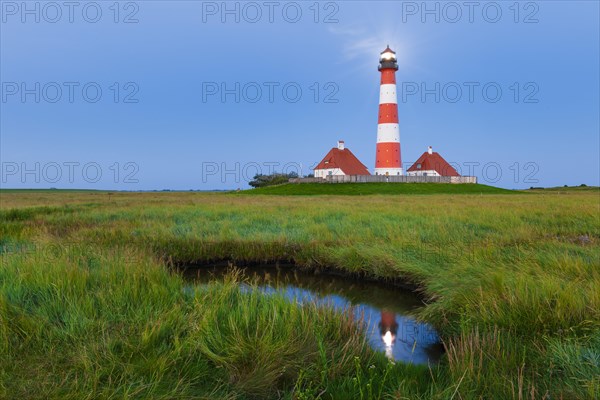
[1,1,599,190]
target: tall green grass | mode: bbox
[1,190,598,398]
[3,246,435,399]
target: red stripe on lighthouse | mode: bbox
[375,142,401,168]
[380,69,396,85]
[378,103,398,124]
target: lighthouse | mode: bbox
[375,46,402,176]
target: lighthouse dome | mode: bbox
[380,46,397,61]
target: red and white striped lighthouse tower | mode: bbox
[375,46,402,176]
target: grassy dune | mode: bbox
[1,189,599,399]
[240,183,513,195]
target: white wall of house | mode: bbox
[314,168,344,178]
[406,170,440,177]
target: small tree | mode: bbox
[249,172,298,188]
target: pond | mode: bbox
[183,265,443,365]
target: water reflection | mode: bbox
[380,311,398,359]
[183,265,443,365]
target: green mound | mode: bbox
[527,186,599,192]
[239,182,513,195]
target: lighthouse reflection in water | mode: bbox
[186,266,443,365]
[380,311,399,359]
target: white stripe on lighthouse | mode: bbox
[377,123,400,143]
[374,168,403,176]
[379,84,398,104]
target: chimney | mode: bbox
[428,146,433,155]
[338,140,345,150]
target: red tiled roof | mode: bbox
[407,151,460,176]
[314,148,371,175]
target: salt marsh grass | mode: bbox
[0,187,598,398]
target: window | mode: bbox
[417,163,422,169]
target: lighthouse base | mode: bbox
[374,168,403,176]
